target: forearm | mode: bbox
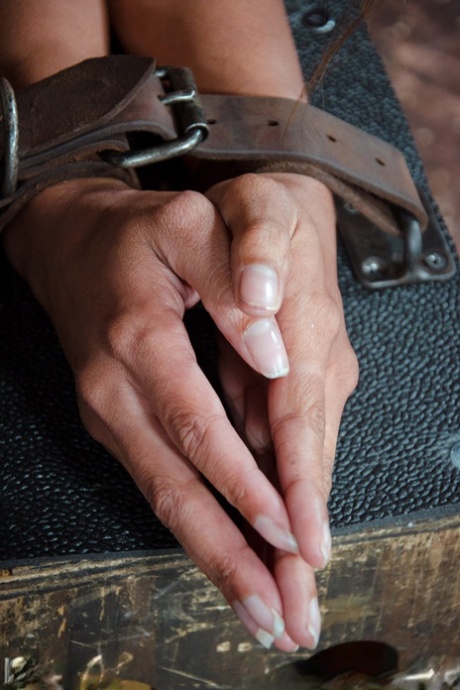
[0,0,305,97]
[108,0,305,99]
[0,0,109,88]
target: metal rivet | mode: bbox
[423,252,447,271]
[361,256,388,276]
[302,8,336,33]
[450,441,460,470]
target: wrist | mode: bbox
[2,177,129,279]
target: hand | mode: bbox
[207,172,359,647]
[3,172,358,651]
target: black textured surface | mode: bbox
[287,0,460,523]
[1,0,459,560]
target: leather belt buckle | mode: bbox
[0,54,457,292]
[104,65,209,169]
[336,189,456,289]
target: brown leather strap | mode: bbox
[0,55,428,234]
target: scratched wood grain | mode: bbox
[1,515,459,690]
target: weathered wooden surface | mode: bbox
[1,515,459,690]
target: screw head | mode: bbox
[302,8,336,33]
[424,252,447,271]
[361,256,388,276]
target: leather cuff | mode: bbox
[0,55,428,237]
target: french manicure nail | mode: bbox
[243,595,285,639]
[233,599,277,650]
[255,629,275,649]
[320,522,332,567]
[307,597,321,649]
[244,318,289,379]
[253,515,299,554]
[240,264,279,311]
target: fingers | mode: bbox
[264,177,359,570]
[207,173,297,317]
[79,365,301,652]
[205,174,300,379]
[135,180,357,643]
[147,187,290,380]
[269,298,341,567]
[22,178,355,652]
[78,295,299,556]
[217,333,272,454]
[275,549,321,649]
[217,336,327,651]
[203,175,357,602]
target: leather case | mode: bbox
[1,0,459,561]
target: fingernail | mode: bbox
[232,594,284,649]
[307,597,321,649]
[255,629,276,649]
[253,515,299,554]
[320,522,332,568]
[240,264,279,311]
[243,595,285,639]
[244,318,289,379]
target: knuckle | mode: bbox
[105,311,138,361]
[272,403,326,442]
[305,400,327,437]
[206,548,244,594]
[149,480,188,531]
[237,171,289,200]
[272,404,325,449]
[330,341,360,396]
[317,293,342,337]
[75,361,121,445]
[157,189,213,236]
[220,470,248,508]
[76,362,112,418]
[162,406,248,508]
[165,407,219,468]
[222,172,260,198]
[105,312,162,368]
[204,268,234,312]
[344,347,360,392]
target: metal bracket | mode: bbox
[336,189,457,289]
